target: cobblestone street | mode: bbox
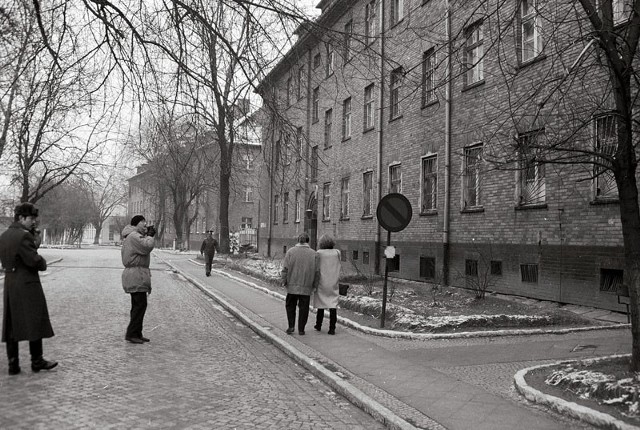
[0,247,383,429]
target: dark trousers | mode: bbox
[205,254,214,275]
[315,308,337,331]
[285,294,310,331]
[126,292,148,339]
[6,339,43,362]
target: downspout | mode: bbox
[304,46,312,236]
[267,92,274,257]
[375,0,386,275]
[443,1,452,285]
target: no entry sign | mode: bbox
[376,193,412,232]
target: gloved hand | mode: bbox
[146,225,157,237]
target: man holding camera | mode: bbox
[121,215,155,344]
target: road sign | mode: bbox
[376,193,412,232]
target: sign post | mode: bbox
[376,193,412,328]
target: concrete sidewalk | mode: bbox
[160,253,632,430]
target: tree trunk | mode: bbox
[219,168,230,253]
[93,224,102,245]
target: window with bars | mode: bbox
[311,146,318,182]
[364,84,375,130]
[390,67,403,119]
[322,182,331,221]
[420,256,436,279]
[312,87,319,122]
[295,189,301,223]
[324,109,333,149]
[422,49,436,106]
[389,164,402,193]
[365,1,377,45]
[421,156,437,212]
[521,0,542,62]
[594,115,618,199]
[518,130,546,205]
[340,177,350,219]
[363,171,373,216]
[465,21,484,85]
[600,268,623,293]
[342,97,352,139]
[463,145,482,208]
[520,264,539,283]
[389,255,400,272]
[490,261,503,276]
[283,192,289,223]
[352,250,359,261]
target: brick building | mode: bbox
[256,0,636,311]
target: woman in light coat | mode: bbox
[313,234,341,335]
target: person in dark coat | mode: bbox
[0,202,57,375]
[200,230,219,277]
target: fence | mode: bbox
[237,228,257,248]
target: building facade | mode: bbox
[256,0,635,311]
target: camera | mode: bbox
[146,225,157,237]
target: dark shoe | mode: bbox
[206,272,211,277]
[140,336,150,342]
[8,358,20,375]
[286,327,294,335]
[298,331,305,335]
[31,358,58,372]
[126,337,144,344]
[314,325,321,331]
[328,330,335,335]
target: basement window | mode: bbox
[520,264,538,283]
[420,256,436,279]
[600,268,623,293]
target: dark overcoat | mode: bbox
[0,221,54,342]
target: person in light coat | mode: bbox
[313,234,341,335]
[121,215,155,344]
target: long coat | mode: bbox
[313,249,341,309]
[0,222,54,342]
[121,225,155,294]
[281,243,320,296]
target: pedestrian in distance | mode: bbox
[121,215,155,344]
[0,202,57,375]
[313,234,341,335]
[281,232,319,335]
[200,230,219,277]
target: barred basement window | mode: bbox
[352,250,359,261]
[420,256,436,279]
[363,251,370,265]
[465,259,478,276]
[600,268,623,293]
[520,264,538,283]
[490,260,502,276]
[389,255,400,272]
[341,250,347,262]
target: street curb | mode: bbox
[189,259,630,340]
[514,355,638,430]
[165,260,419,430]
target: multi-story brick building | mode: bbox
[256,0,636,311]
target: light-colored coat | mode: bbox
[121,225,155,294]
[281,243,319,296]
[313,249,341,309]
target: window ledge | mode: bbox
[422,99,438,109]
[324,145,332,150]
[518,54,547,71]
[339,217,350,221]
[312,118,319,124]
[322,218,331,223]
[342,136,351,143]
[389,114,403,123]
[294,220,301,224]
[590,198,619,206]
[390,18,404,29]
[361,215,374,220]
[515,203,548,211]
[420,210,438,216]
[462,80,485,92]
[460,207,484,214]
[363,126,375,134]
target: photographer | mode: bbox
[120,215,155,344]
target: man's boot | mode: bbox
[31,357,58,372]
[8,358,20,375]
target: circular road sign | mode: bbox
[376,193,412,232]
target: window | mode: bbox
[518,130,546,205]
[364,84,375,130]
[323,182,331,221]
[490,261,503,276]
[390,67,403,119]
[324,109,333,148]
[283,133,291,166]
[389,255,400,272]
[286,77,292,106]
[594,114,618,199]
[274,195,279,224]
[600,268,623,293]
[297,65,305,100]
[352,250,359,260]
[344,20,353,61]
[465,259,478,289]
[244,187,253,202]
[340,177,350,219]
[342,97,352,139]
[420,256,436,279]
[391,0,404,26]
[463,145,482,208]
[389,164,402,193]
[422,49,436,105]
[365,1,377,45]
[326,44,335,77]
[465,21,484,85]
[283,245,287,254]
[241,217,253,229]
[363,171,374,216]
[341,250,347,262]
[311,146,318,181]
[109,224,115,241]
[520,264,539,283]
[295,189,301,223]
[274,139,281,169]
[599,0,632,25]
[363,251,370,265]
[421,155,437,212]
[521,0,542,62]
[312,87,319,122]
[243,154,254,170]
[313,53,321,69]
[283,192,289,223]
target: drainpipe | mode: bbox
[267,100,274,257]
[375,0,386,275]
[443,1,452,285]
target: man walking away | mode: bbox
[1,202,57,375]
[281,233,319,335]
[121,215,155,344]
[200,230,219,277]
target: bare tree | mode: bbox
[80,169,128,244]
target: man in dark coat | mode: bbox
[200,230,219,277]
[0,202,57,375]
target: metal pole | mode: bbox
[380,229,391,328]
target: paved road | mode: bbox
[0,247,384,429]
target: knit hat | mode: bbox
[14,202,39,218]
[130,215,146,226]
